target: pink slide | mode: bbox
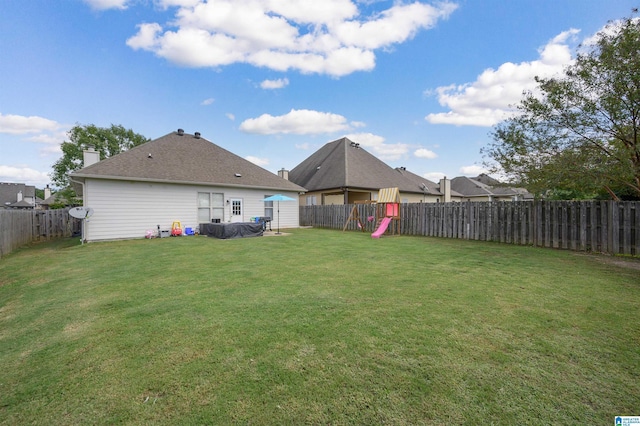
[371,217,392,238]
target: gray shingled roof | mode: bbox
[289,137,428,193]
[0,182,35,208]
[40,193,69,206]
[450,176,495,197]
[8,199,34,208]
[451,176,532,199]
[71,131,305,192]
[394,168,464,198]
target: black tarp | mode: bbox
[199,222,264,239]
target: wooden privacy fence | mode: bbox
[300,201,640,256]
[0,209,80,258]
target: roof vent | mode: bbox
[177,128,184,136]
[194,132,201,139]
[234,173,242,177]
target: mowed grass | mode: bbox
[0,228,639,425]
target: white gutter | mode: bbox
[69,176,86,244]
[70,173,307,193]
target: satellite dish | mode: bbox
[69,207,94,219]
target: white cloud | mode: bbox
[459,165,488,176]
[0,165,51,187]
[245,156,269,167]
[126,0,457,77]
[580,17,640,51]
[126,23,161,50]
[260,78,289,89]
[0,113,61,135]
[83,0,129,10]
[425,28,579,127]
[344,132,384,146]
[345,132,409,161]
[239,109,352,135]
[225,113,235,120]
[0,113,66,157]
[157,0,202,8]
[424,171,445,181]
[295,142,310,150]
[414,148,437,159]
[333,2,458,50]
[201,98,214,105]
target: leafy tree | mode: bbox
[484,15,640,200]
[51,124,150,189]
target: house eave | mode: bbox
[70,173,307,193]
[306,185,427,195]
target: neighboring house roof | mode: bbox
[8,199,34,208]
[451,176,495,198]
[289,137,429,194]
[0,182,35,208]
[40,193,70,206]
[451,176,533,199]
[473,173,502,186]
[71,130,305,192]
[394,167,463,198]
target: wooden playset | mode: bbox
[343,187,400,238]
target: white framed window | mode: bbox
[198,192,224,222]
[264,195,274,219]
[306,195,317,205]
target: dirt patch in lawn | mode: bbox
[574,252,640,271]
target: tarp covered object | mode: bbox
[199,222,264,239]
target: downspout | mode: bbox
[69,176,86,244]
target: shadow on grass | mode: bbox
[12,236,82,255]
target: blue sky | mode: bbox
[0,0,636,188]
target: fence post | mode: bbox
[611,202,620,254]
[623,202,632,255]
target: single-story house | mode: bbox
[451,174,533,202]
[70,129,306,242]
[38,185,77,210]
[0,182,37,209]
[287,137,458,205]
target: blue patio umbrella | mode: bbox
[262,194,296,234]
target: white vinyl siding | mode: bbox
[83,179,300,241]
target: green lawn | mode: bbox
[1,229,639,425]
